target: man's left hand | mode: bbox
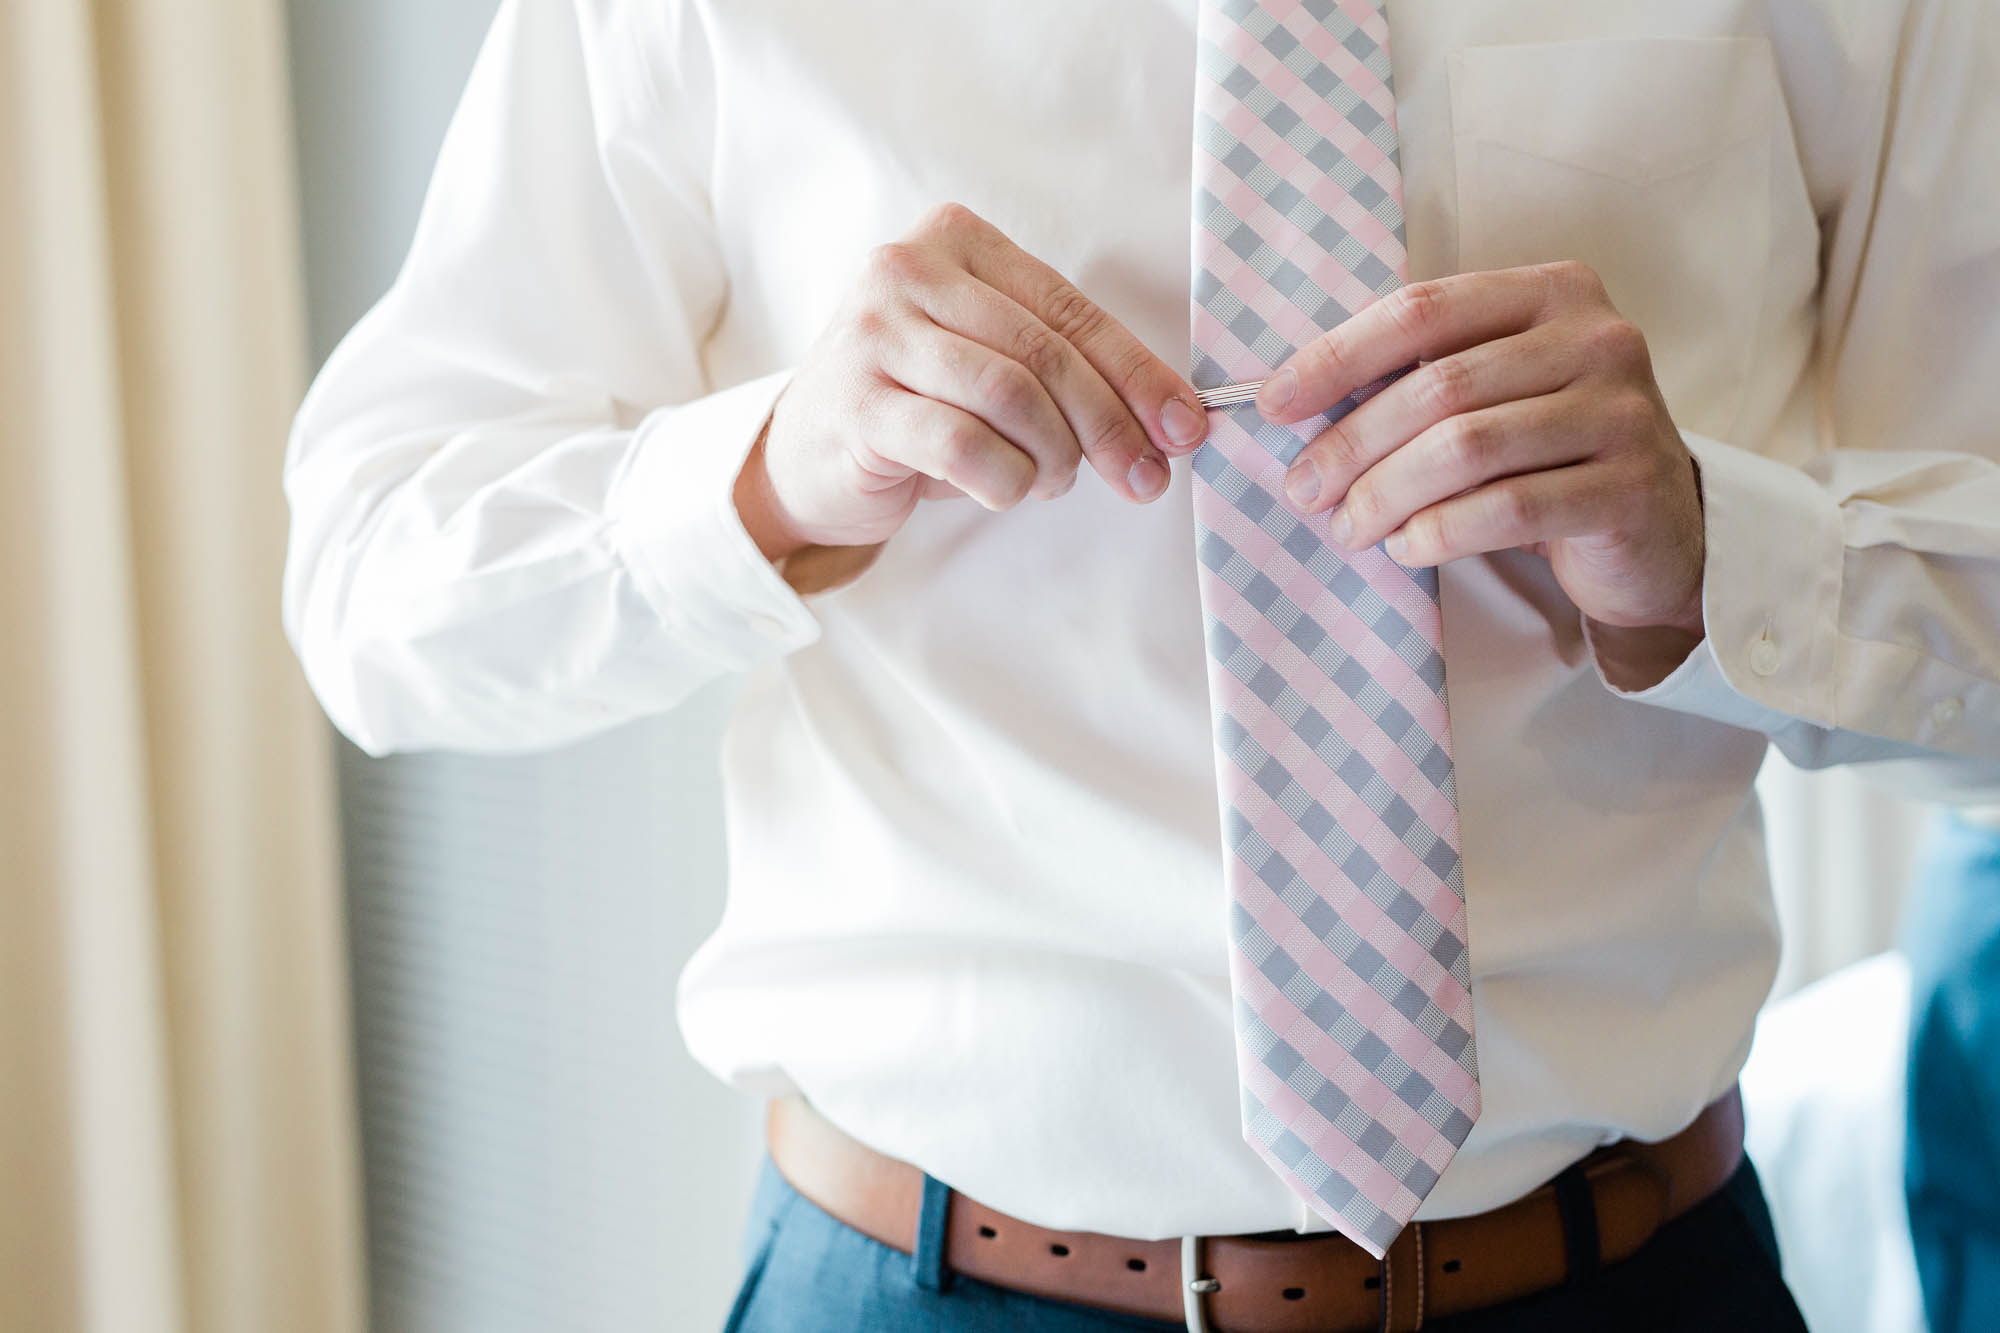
[1257,260,1707,642]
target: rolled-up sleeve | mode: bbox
[280,0,818,757]
[1586,0,2000,803]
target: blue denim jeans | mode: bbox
[719,1149,1805,1332]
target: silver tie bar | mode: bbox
[1194,379,1267,409]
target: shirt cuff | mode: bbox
[606,366,823,669]
[1585,429,1845,731]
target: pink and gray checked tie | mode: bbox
[1186,0,1479,1257]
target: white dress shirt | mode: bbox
[282,0,2000,1238]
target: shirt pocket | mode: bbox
[1447,36,1805,440]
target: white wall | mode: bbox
[285,4,761,1329]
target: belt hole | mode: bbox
[1282,1287,1306,1301]
[1362,1275,1381,1290]
[978,1225,997,1239]
[1126,1258,1147,1272]
[1050,1243,1071,1257]
[1443,1259,1461,1274]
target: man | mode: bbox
[281,0,2000,1328]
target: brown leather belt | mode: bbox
[766,1087,1744,1333]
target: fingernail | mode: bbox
[1328,506,1353,546]
[1284,459,1320,509]
[1128,455,1169,500]
[1384,531,1409,562]
[1161,397,1205,448]
[1258,366,1297,415]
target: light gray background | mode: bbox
[285,2,762,1327]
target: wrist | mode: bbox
[733,420,812,565]
[1662,598,1706,639]
[1591,445,1707,686]
[1663,449,1707,638]
[1586,617,1704,693]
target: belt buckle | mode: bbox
[1180,1235,1220,1332]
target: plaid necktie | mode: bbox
[1186,0,1478,1257]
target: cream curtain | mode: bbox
[0,1,364,1331]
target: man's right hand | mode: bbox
[732,202,1212,562]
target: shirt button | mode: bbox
[1932,696,1964,729]
[1748,633,1781,678]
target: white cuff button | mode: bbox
[1932,696,1964,730]
[1748,633,1781,678]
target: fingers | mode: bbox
[914,203,1210,463]
[917,473,974,501]
[1283,325,1584,515]
[1379,463,1612,568]
[911,265,1175,502]
[875,388,1038,511]
[1257,265,1570,425]
[1322,391,1600,552]
[915,267,1164,497]
[877,321,1085,501]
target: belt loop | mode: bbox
[1181,1236,1219,1333]
[1379,1222,1424,1331]
[1552,1161,1601,1285]
[912,1171,955,1293]
[1413,1222,1425,1328]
